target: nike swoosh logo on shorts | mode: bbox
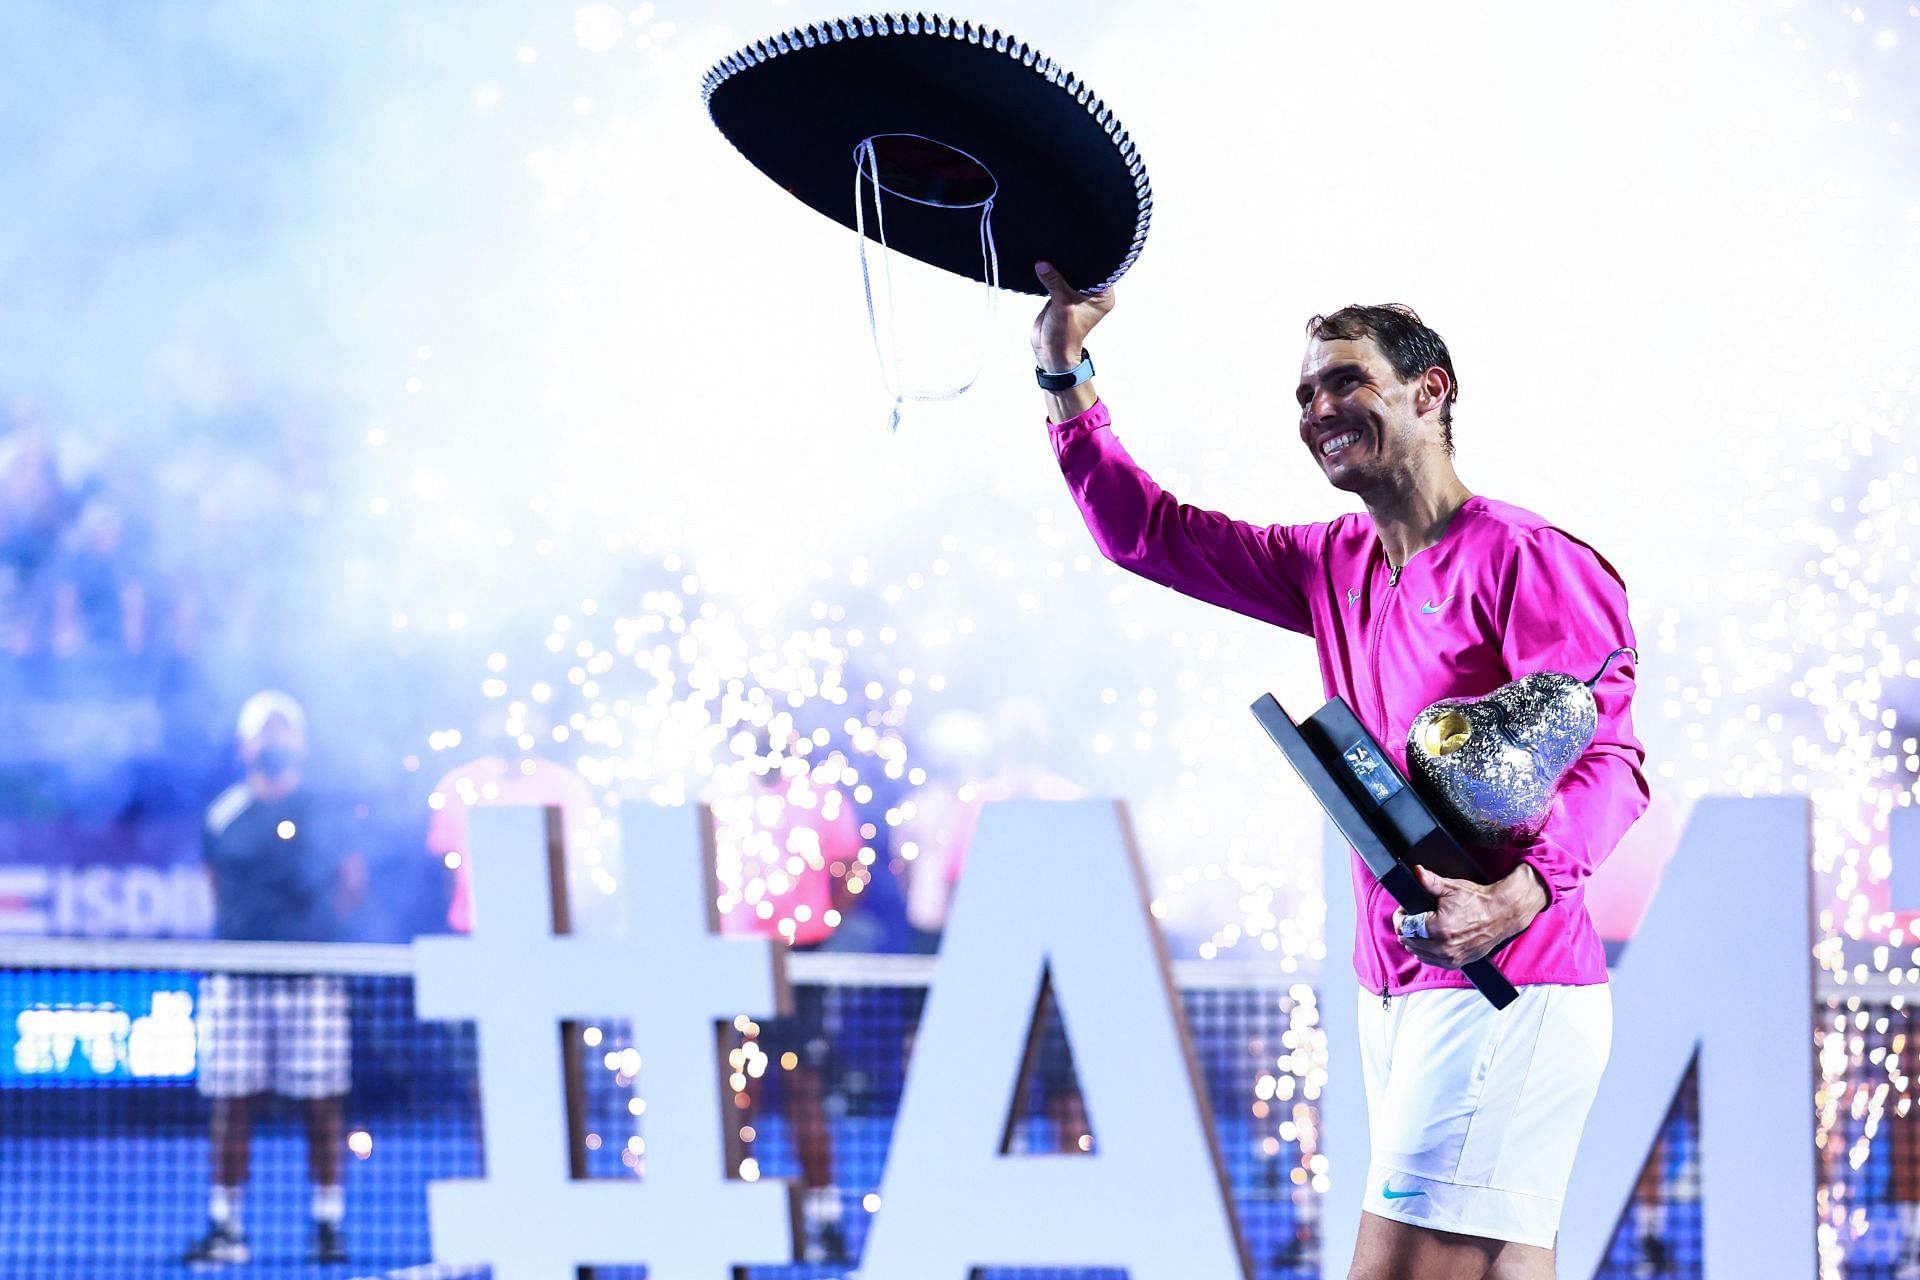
[1380,1184,1426,1200]
[1420,595,1454,614]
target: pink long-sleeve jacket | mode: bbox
[1051,400,1649,994]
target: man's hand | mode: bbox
[1031,262,1115,421]
[1030,261,1114,370]
[1394,864,1548,970]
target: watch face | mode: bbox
[1037,352,1091,389]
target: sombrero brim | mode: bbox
[703,13,1151,296]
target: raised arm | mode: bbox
[1030,262,1317,634]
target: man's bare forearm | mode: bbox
[1043,381,1098,423]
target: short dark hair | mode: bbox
[1305,304,1459,456]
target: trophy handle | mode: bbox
[1582,646,1638,688]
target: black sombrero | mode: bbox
[702,13,1151,295]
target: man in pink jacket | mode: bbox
[1029,264,1648,1279]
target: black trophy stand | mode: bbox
[1250,693,1519,1010]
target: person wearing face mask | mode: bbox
[1030,268,1648,1280]
[184,690,354,1267]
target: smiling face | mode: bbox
[1295,336,1450,495]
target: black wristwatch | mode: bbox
[1035,349,1094,391]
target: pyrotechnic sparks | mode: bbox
[337,0,1920,1265]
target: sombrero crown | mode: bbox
[703,13,1151,294]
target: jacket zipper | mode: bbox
[1362,877,1390,1003]
[1367,557,1401,1004]
[1371,560,1399,721]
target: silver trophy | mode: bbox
[1405,647,1636,845]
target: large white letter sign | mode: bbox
[1314,822,1367,1278]
[1558,796,1815,1277]
[414,803,797,1278]
[860,798,1250,1280]
[1319,798,1815,1278]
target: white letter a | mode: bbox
[860,799,1250,1279]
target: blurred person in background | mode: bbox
[0,425,73,658]
[426,749,620,937]
[185,690,360,1267]
[712,719,862,1263]
[900,704,1083,939]
[48,492,151,664]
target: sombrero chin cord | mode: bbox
[854,136,1000,432]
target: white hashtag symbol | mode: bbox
[416,803,796,1277]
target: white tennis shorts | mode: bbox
[1358,982,1611,1248]
[196,973,352,1100]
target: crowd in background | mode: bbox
[0,395,446,939]
[0,396,334,820]
[0,397,1021,953]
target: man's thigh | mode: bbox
[1348,1210,1500,1280]
[1348,1212,1556,1280]
[1489,1238,1556,1280]
[1360,984,1610,1249]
